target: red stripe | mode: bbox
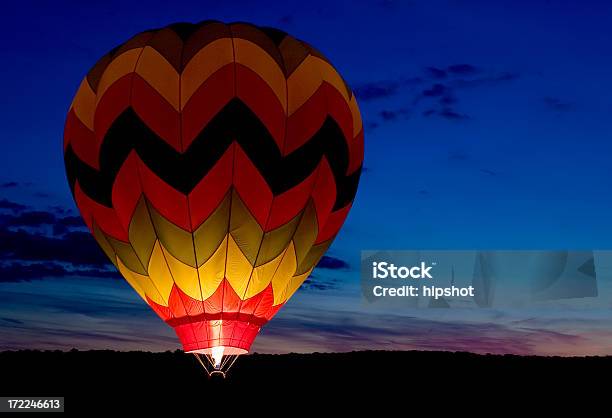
[74,181,127,241]
[311,157,336,233]
[137,156,191,231]
[94,74,132,144]
[325,82,354,145]
[233,144,273,227]
[284,85,327,156]
[131,74,182,152]
[64,109,98,168]
[181,64,235,151]
[316,203,351,244]
[174,320,261,353]
[236,64,286,151]
[111,151,142,232]
[146,295,173,321]
[188,143,234,228]
[266,166,318,231]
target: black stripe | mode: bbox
[64,98,361,211]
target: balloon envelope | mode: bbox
[64,21,363,355]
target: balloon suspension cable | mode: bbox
[193,351,240,378]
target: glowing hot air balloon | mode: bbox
[63,21,363,375]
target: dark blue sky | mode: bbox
[2,0,612,355]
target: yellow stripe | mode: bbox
[117,256,166,306]
[271,242,298,305]
[225,234,255,297]
[146,240,175,303]
[160,242,202,301]
[281,267,314,304]
[198,235,228,299]
[245,248,284,299]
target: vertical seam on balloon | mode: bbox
[276,45,331,304]
[214,23,238,350]
[78,44,170,316]
[240,45,328,330]
[228,31,290,347]
[91,219,147,301]
[127,35,199,346]
[244,164,323,327]
[179,26,211,347]
[124,42,173,306]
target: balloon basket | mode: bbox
[193,352,240,378]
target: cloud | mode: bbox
[353,76,424,103]
[451,72,520,88]
[365,121,380,131]
[0,201,86,231]
[448,149,470,161]
[426,67,447,79]
[425,64,479,80]
[1,317,23,325]
[0,227,110,267]
[379,108,410,121]
[0,199,108,280]
[0,199,26,212]
[353,81,400,101]
[317,255,350,270]
[255,307,590,356]
[439,95,457,105]
[423,107,470,120]
[438,108,470,120]
[300,274,338,291]
[480,168,498,176]
[3,210,56,227]
[543,97,574,112]
[447,64,480,75]
[0,261,118,282]
[278,15,293,25]
[422,83,450,97]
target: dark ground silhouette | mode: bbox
[0,350,608,411]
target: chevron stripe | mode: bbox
[65,99,361,213]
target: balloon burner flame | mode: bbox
[211,346,225,369]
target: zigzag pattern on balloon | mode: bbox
[65,99,361,215]
[63,21,363,353]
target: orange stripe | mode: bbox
[135,46,180,111]
[181,38,234,110]
[70,78,96,131]
[233,38,287,113]
[131,74,181,152]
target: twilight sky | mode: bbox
[1,0,612,356]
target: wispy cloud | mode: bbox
[543,96,574,112]
[353,80,401,101]
[317,255,350,270]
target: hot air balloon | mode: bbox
[63,21,363,375]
